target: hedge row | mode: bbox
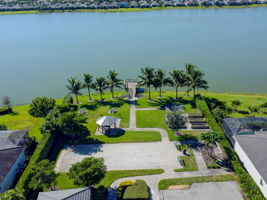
[15,133,56,195]
[196,96,264,200]
[123,180,149,200]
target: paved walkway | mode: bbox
[107,101,231,200]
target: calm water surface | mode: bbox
[0,8,267,104]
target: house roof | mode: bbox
[37,187,91,200]
[234,134,267,183]
[0,130,28,149]
[0,146,25,184]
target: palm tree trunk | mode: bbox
[148,87,151,100]
[193,87,196,99]
[111,87,114,98]
[75,94,79,104]
[159,87,162,98]
[88,87,91,100]
[100,91,103,101]
[187,86,189,96]
[175,86,178,99]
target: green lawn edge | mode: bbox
[57,169,164,189]
[158,174,237,190]
[174,149,198,172]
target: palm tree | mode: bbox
[153,69,171,98]
[169,70,186,100]
[107,70,124,99]
[201,131,222,157]
[83,73,94,101]
[248,105,259,116]
[185,63,197,96]
[187,69,208,99]
[94,77,108,101]
[138,67,155,100]
[66,77,82,104]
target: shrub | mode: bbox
[196,96,264,200]
[63,95,74,104]
[165,111,188,129]
[55,104,78,113]
[117,180,135,200]
[123,180,149,200]
[28,97,56,117]
[0,187,25,200]
[0,123,8,130]
[16,133,56,196]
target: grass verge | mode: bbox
[158,174,237,190]
[174,149,198,172]
[56,169,164,189]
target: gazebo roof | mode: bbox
[96,116,118,126]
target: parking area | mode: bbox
[55,141,182,172]
[159,181,244,200]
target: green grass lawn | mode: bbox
[158,174,237,190]
[56,169,164,189]
[174,149,198,172]
[86,131,161,144]
[136,110,179,141]
[202,91,267,118]
[178,130,207,140]
[136,91,197,113]
[0,104,43,141]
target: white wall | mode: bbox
[233,138,267,198]
[0,151,25,193]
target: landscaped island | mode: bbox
[0,0,267,15]
[1,66,267,199]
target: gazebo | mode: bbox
[96,116,118,133]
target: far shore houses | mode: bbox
[0,0,267,12]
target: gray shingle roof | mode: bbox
[235,134,267,183]
[0,146,25,184]
[37,187,91,200]
[0,130,28,149]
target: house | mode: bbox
[223,117,267,198]
[151,1,161,7]
[119,1,129,8]
[130,1,138,7]
[140,1,150,7]
[37,187,91,200]
[109,2,119,9]
[0,130,28,193]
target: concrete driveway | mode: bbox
[159,181,244,200]
[55,141,182,172]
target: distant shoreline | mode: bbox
[0,4,266,15]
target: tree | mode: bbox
[40,111,87,139]
[94,77,108,101]
[28,97,56,118]
[107,70,123,99]
[68,157,106,186]
[201,131,222,157]
[185,63,197,96]
[0,187,25,200]
[248,105,259,116]
[83,74,94,100]
[186,68,208,99]
[169,70,186,99]
[58,111,87,139]
[28,160,57,192]
[165,111,188,130]
[2,96,12,112]
[63,95,74,105]
[138,67,155,100]
[153,69,171,98]
[66,77,82,104]
[231,100,241,112]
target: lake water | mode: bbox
[0,8,267,104]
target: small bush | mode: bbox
[123,179,149,200]
[117,180,135,200]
